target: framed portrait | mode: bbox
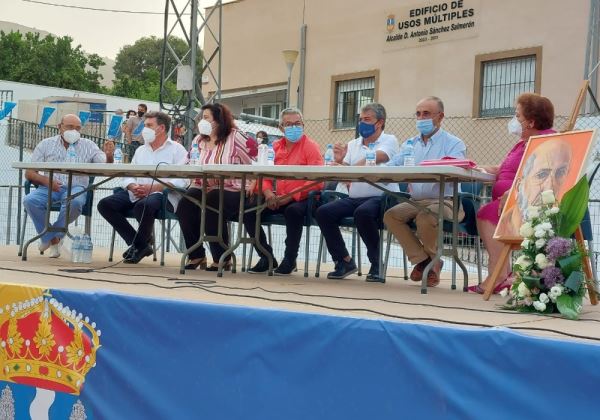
[494,129,597,242]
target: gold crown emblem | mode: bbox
[0,295,101,395]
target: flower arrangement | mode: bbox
[504,177,592,320]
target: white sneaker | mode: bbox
[48,244,61,258]
[38,241,51,253]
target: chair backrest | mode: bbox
[24,177,95,216]
[460,181,483,196]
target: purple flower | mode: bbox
[546,237,572,260]
[542,266,564,288]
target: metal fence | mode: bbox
[1,115,599,279]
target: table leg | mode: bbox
[218,175,247,276]
[451,181,468,291]
[253,175,274,275]
[421,176,446,294]
[22,170,55,261]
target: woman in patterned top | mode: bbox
[176,103,256,271]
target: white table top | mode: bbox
[12,162,496,183]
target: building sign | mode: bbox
[384,0,480,49]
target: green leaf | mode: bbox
[564,271,584,293]
[556,293,583,320]
[558,254,581,277]
[522,275,543,290]
[557,176,589,237]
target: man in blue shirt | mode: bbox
[384,96,466,287]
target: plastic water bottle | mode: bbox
[113,144,123,164]
[257,143,268,165]
[66,144,77,163]
[324,144,334,166]
[71,234,82,263]
[403,139,415,166]
[190,142,200,165]
[365,143,376,166]
[267,145,275,165]
[82,234,93,263]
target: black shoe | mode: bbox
[327,258,358,280]
[274,258,297,276]
[248,256,278,274]
[123,241,153,259]
[123,245,153,264]
[366,264,385,283]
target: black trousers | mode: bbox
[243,198,309,261]
[175,187,206,260]
[315,196,382,264]
[97,190,170,250]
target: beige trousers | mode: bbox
[383,199,463,265]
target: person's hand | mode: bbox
[50,179,62,192]
[266,194,279,210]
[277,195,293,207]
[498,191,509,216]
[333,143,347,164]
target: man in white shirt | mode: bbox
[384,96,466,287]
[97,111,188,264]
[23,114,107,258]
[315,103,399,282]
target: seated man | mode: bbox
[97,111,188,264]
[384,96,466,287]
[315,103,399,282]
[23,114,107,258]
[244,107,324,275]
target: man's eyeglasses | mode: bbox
[415,111,439,118]
[282,122,303,128]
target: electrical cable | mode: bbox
[2,265,599,342]
[21,0,190,15]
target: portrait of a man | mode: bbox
[495,130,595,241]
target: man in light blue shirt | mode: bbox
[384,96,466,287]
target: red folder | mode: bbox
[419,156,477,169]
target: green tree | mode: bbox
[112,35,201,102]
[0,31,105,92]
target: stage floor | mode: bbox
[2,245,599,344]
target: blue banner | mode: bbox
[2,284,600,419]
[79,110,91,127]
[107,114,124,138]
[0,101,17,120]
[132,119,145,136]
[38,106,56,129]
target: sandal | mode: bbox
[205,261,232,272]
[468,274,513,294]
[185,257,207,270]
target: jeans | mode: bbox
[23,184,86,245]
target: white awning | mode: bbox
[218,84,286,99]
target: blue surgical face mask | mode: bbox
[284,126,304,142]
[416,119,435,136]
[358,121,377,139]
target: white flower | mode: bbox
[499,288,509,297]
[541,190,556,204]
[535,253,550,269]
[520,223,534,237]
[521,239,531,248]
[527,206,540,219]
[550,285,563,297]
[547,229,555,238]
[515,255,532,269]
[534,229,546,238]
[535,238,546,249]
[539,293,550,304]
[540,222,553,231]
[518,282,531,297]
[546,207,559,215]
[533,301,547,312]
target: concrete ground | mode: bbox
[1,245,599,344]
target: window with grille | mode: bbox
[334,77,375,129]
[242,107,256,115]
[474,48,541,118]
[260,103,281,119]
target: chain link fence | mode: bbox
[1,114,599,279]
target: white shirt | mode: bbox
[122,139,189,210]
[343,132,400,198]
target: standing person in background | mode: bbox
[125,103,147,155]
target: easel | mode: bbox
[484,80,598,304]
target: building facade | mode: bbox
[204,0,598,162]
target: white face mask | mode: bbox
[141,127,156,143]
[63,130,80,144]
[197,119,213,136]
[507,116,523,138]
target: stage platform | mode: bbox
[1,245,600,419]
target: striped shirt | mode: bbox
[31,134,106,187]
[190,129,255,191]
